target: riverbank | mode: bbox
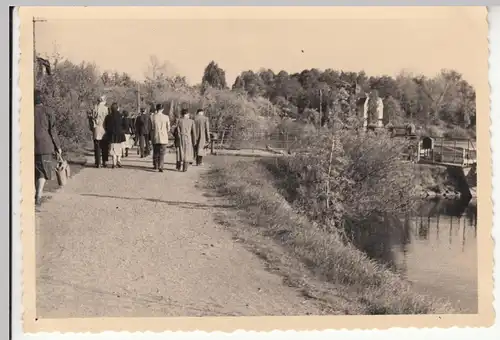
[414,163,468,200]
[204,156,454,314]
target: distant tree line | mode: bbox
[34,52,476,151]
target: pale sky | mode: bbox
[35,11,486,88]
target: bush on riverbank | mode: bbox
[414,164,460,195]
[206,158,453,314]
[266,129,418,225]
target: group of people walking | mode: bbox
[89,95,211,172]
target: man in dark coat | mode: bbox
[104,103,126,168]
[134,107,152,157]
[193,108,211,166]
[34,89,61,206]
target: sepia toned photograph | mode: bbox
[17,6,492,333]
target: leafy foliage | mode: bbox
[202,61,227,90]
[35,52,476,154]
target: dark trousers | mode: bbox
[194,146,204,165]
[138,134,151,157]
[93,139,109,166]
[152,144,167,170]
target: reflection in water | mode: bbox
[351,198,478,313]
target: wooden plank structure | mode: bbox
[416,137,477,167]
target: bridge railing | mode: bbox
[418,137,476,166]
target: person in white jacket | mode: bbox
[150,103,171,172]
[91,95,109,168]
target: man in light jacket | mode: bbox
[150,103,171,172]
[91,95,109,168]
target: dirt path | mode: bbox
[36,148,326,318]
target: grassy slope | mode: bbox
[203,156,454,315]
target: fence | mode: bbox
[418,137,477,166]
[209,128,299,152]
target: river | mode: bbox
[400,198,477,313]
[351,198,478,313]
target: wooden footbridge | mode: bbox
[415,137,477,168]
[410,136,477,199]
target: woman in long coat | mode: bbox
[104,103,126,168]
[175,109,196,172]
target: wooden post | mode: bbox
[417,141,421,163]
[251,129,255,152]
[453,140,457,164]
[33,17,47,84]
[137,82,141,114]
[319,89,323,125]
[440,138,444,162]
[326,135,335,209]
[33,18,36,81]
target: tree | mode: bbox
[202,61,227,90]
[383,96,404,125]
[367,90,380,125]
[232,76,245,90]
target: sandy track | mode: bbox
[36,150,325,318]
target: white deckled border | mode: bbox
[10,5,499,340]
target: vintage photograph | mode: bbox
[19,6,492,331]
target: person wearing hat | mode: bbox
[150,103,171,172]
[175,108,196,172]
[134,107,152,158]
[34,89,62,206]
[193,108,211,166]
[103,102,126,168]
[91,95,109,167]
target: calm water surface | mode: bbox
[401,199,477,313]
[356,198,478,313]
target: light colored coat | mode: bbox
[150,112,171,145]
[92,102,108,140]
[175,117,196,162]
[194,114,210,157]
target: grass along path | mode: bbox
[204,157,455,315]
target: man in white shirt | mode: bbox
[91,95,109,168]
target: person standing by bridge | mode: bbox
[175,108,196,172]
[193,108,211,166]
[34,89,62,206]
[150,103,171,172]
[91,95,109,168]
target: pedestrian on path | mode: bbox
[34,89,62,206]
[121,110,134,158]
[134,107,152,158]
[90,95,109,168]
[193,108,211,166]
[104,103,126,169]
[175,108,196,172]
[150,103,171,172]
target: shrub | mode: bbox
[444,126,471,139]
[267,129,417,228]
[36,58,102,151]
